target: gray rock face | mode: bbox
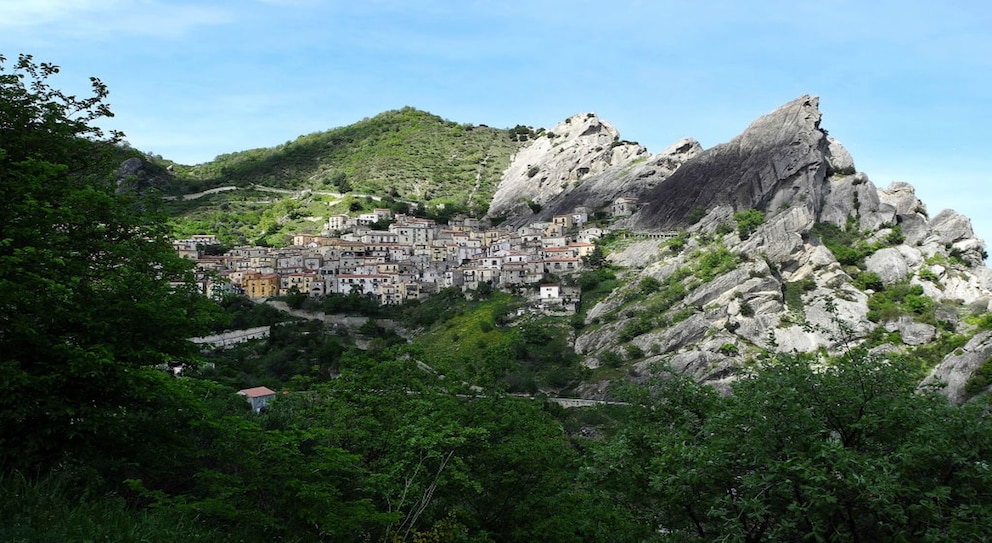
[115,156,171,194]
[740,205,813,263]
[633,95,828,230]
[819,173,897,231]
[864,246,923,284]
[927,209,987,266]
[487,113,648,219]
[925,331,992,404]
[485,96,992,399]
[878,182,924,216]
[537,138,702,224]
[929,209,976,245]
[884,317,936,346]
[825,135,855,174]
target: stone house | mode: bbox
[243,272,280,298]
[238,386,277,413]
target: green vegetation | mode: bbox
[7,54,992,543]
[596,351,992,541]
[811,220,904,269]
[733,208,764,239]
[907,332,969,377]
[161,106,522,243]
[692,245,740,282]
[964,357,992,398]
[686,205,706,225]
[783,277,817,314]
[576,266,621,317]
[0,472,222,542]
[166,107,520,201]
[1,53,220,480]
[866,279,936,323]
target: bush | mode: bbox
[599,350,624,368]
[718,343,739,356]
[964,357,992,398]
[855,271,884,291]
[733,209,765,240]
[686,206,706,225]
[624,344,645,360]
[866,281,936,324]
[639,276,661,294]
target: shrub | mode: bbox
[733,209,765,240]
[964,357,992,398]
[624,344,645,360]
[599,350,623,368]
[866,281,936,323]
[618,317,654,342]
[686,206,706,225]
[718,343,740,356]
[885,225,905,245]
[855,271,884,292]
[639,276,661,294]
[694,246,739,282]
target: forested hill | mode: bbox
[159,106,524,207]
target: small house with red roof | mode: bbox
[238,386,277,413]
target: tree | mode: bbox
[0,54,219,480]
[597,352,992,541]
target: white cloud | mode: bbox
[0,0,233,39]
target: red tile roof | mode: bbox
[238,386,276,398]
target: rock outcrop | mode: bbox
[633,95,830,230]
[487,113,703,227]
[488,96,992,405]
[925,331,992,404]
[487,113,647,219]
[115,156,173,194]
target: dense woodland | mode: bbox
[3,54,992,542]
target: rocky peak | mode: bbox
[487,113,647,218]
[634,95,830,230]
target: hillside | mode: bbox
[154,107,526,244]
[148,95,992,404]
[486,96,992,404]
[8,49,992,541]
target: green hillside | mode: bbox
[158,107,524,243]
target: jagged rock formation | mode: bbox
[634,95,830,230]
[487,113,703,226]
[491,96,992,404]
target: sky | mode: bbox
[2,0,990,244]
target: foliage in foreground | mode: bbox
[594,350,992,542]
[0,472,222,542]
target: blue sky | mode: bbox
[2,0,990,243]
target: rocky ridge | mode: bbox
[487,113,701,226]
[493,96,992,403]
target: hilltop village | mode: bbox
[174,197,645,310]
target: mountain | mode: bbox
[143,96,992,404]
[151,107,525,244]
[489,95,992,402]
